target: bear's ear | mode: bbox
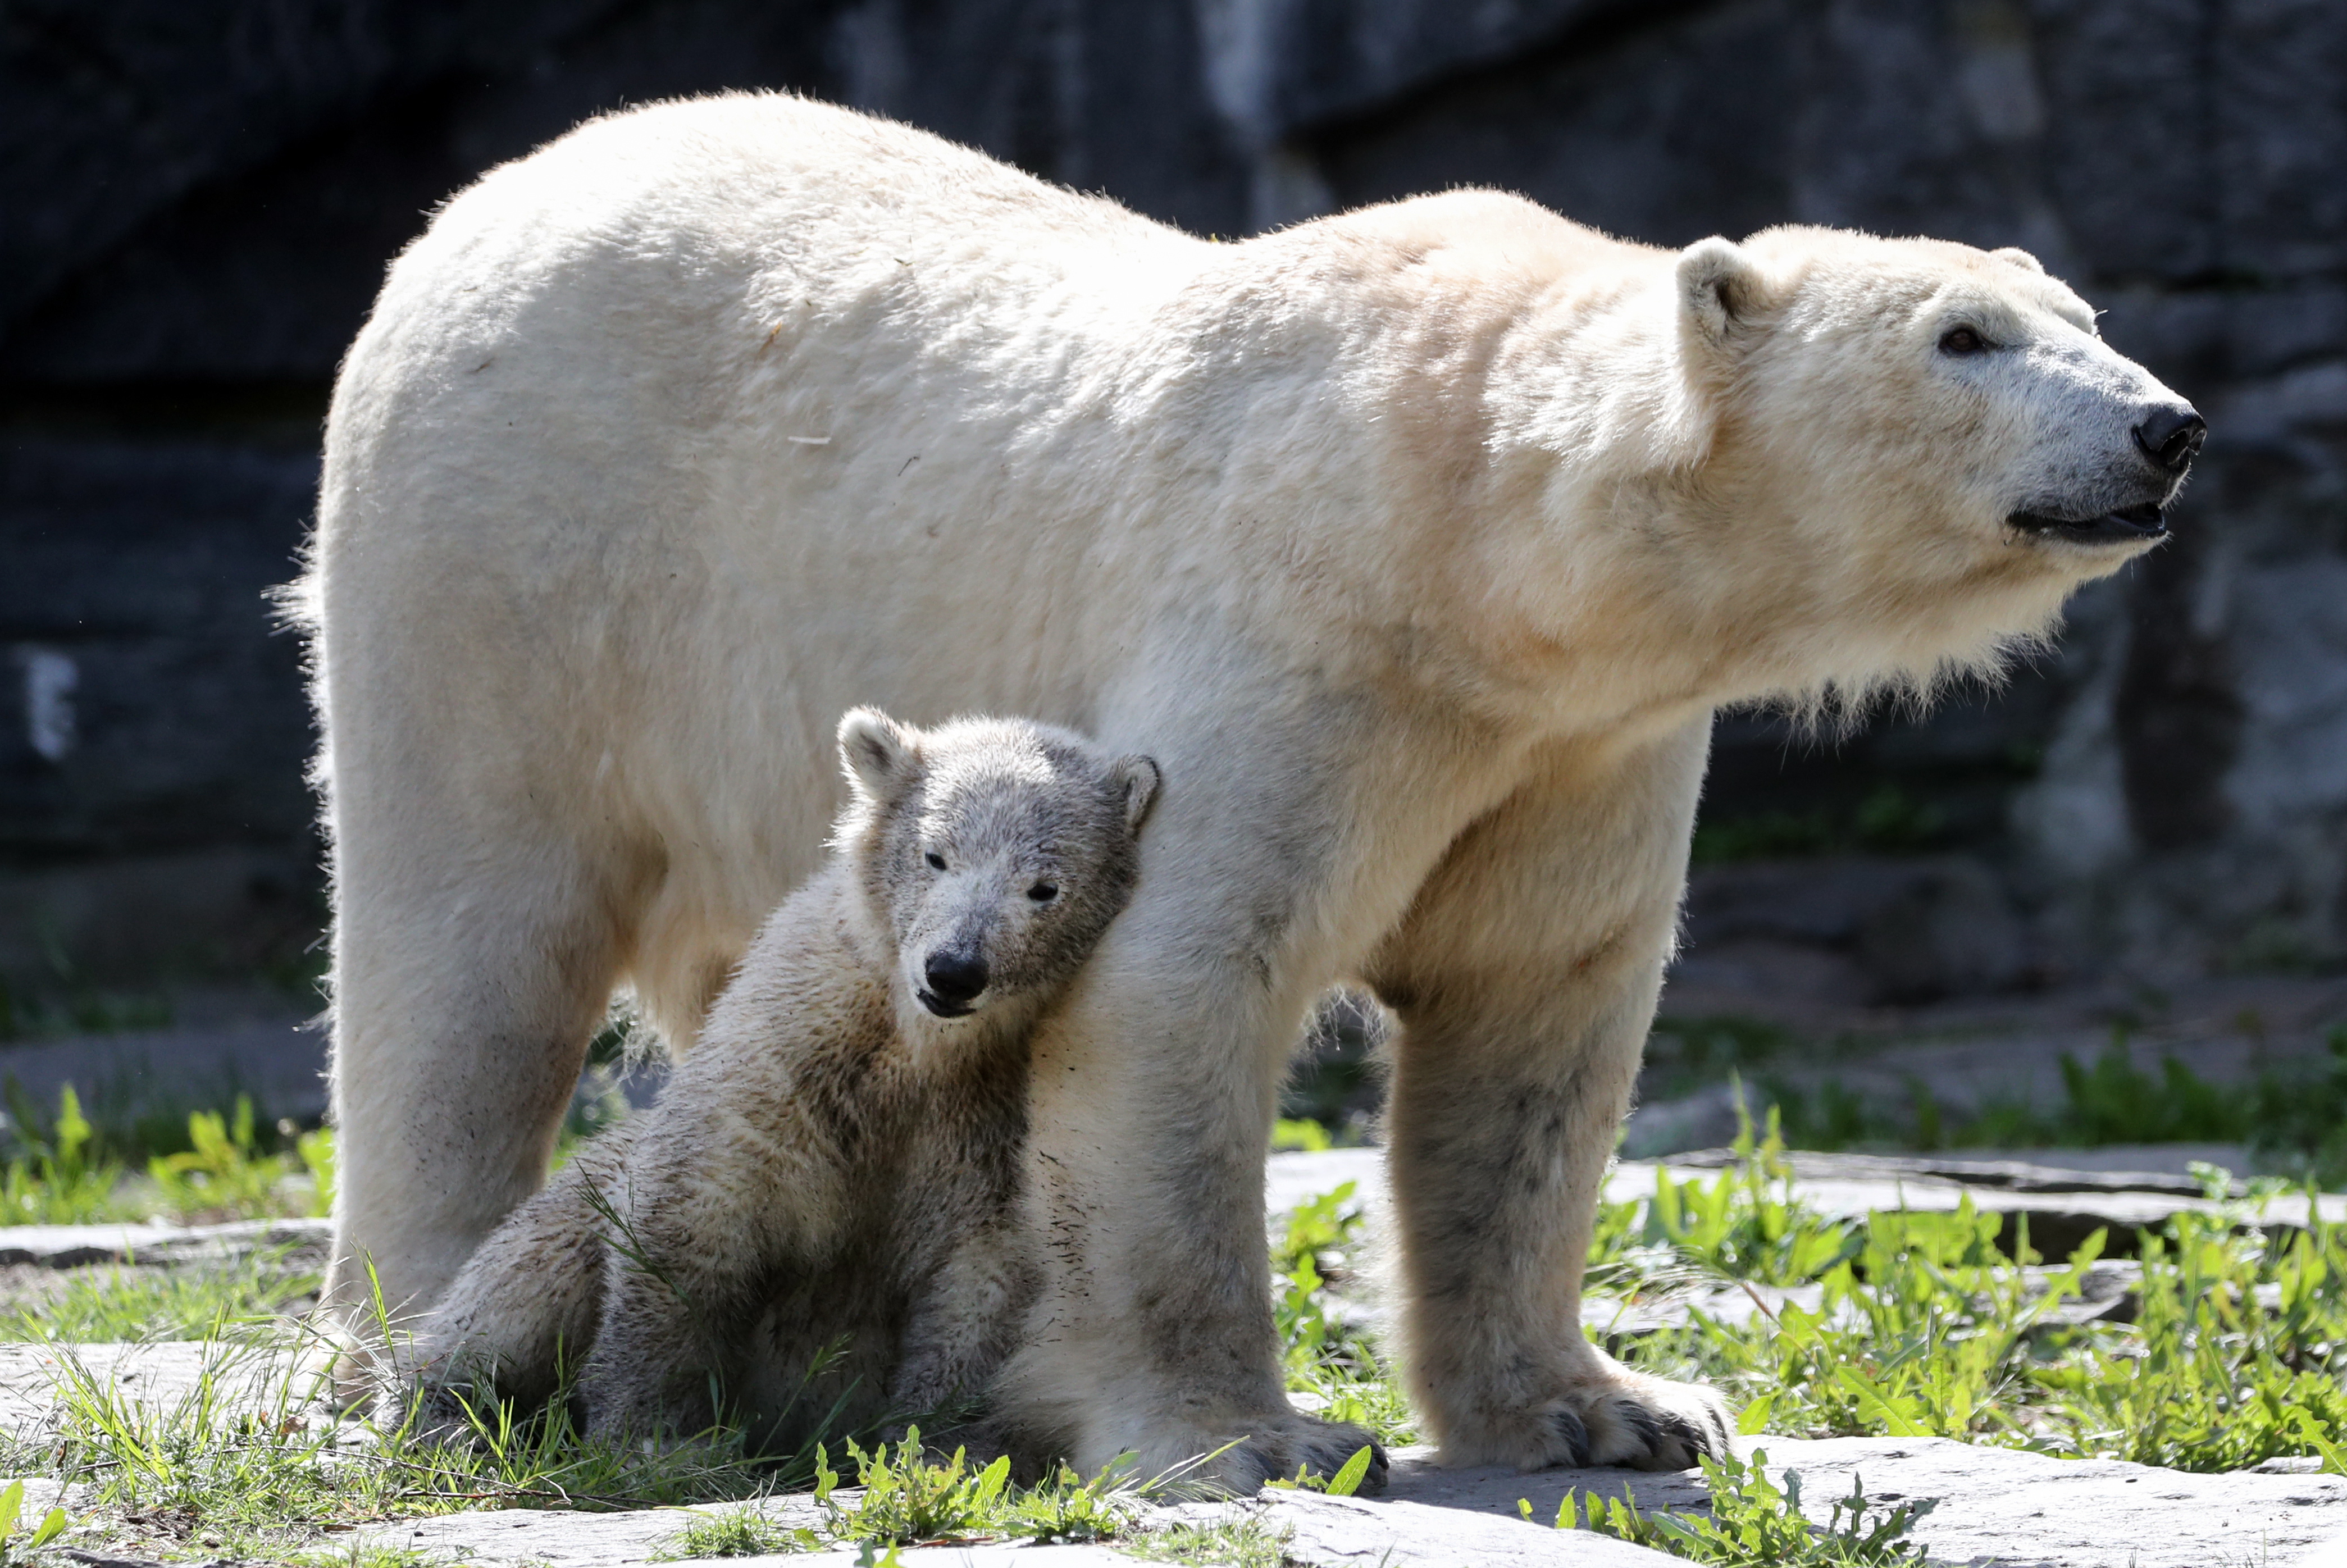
[838,707,918,801]
[1990,246,2045,274]
[1111,755,1161,835]
[1677,236,1770,348]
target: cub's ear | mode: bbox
[1111,755,1161,835]
[1677,236,1769,347]
[838,707,919,801]
[1990,246,2045,274]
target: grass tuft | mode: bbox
[1532,1446,1934,1565]
[1123,1516,1290,1567]
[650,1503,821,1558]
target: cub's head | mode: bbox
[832,708,1160,1044]
[1657,227,2203,695]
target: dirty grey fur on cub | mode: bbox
[398,708,1159,1449]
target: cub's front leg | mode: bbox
[578,1115,851,1443]
[391,1146,616,1434]
[888,1220,1037,1425]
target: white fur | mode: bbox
[304,93,2191,1480]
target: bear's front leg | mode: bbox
[1369,717,1733,1471]
[986,666,1546,1490]
[981,713,1498,1492]
[995,938,1389,1491]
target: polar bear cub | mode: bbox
[399,708,1159,1448]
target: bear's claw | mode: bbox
[1447,1366,1733,1472]
[1213,1412,1388,1496]
[1547,1406,1592,1467]
[1610,1394,1730,1471]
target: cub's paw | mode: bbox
[302,1316,385,1412]
[369,1355,504,1450]
[398,1383,500,1450]
[1450,1369,1733,1473]
[1209,1411,1388,1496]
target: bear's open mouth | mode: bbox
[917,989,975,1019]
[2007,503,2167,544]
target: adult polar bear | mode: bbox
[308,93,2200,1483]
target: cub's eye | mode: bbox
[1939,325,1988,355]
[1026,882,1059,902]
[924,851,947,871]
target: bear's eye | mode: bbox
[924,851,947,871]
[1027,882,1058,902]
[1939,325,1988,356]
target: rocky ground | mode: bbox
[6,1148,2347,1567]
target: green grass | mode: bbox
[1528,1447,1933,1565]
[650,1503,822,1558]
[0,1084,336,1228]
[1268,1113,2347,1499]
[1272,1182,1415,1445]
[808,1432,1154,1547]
[1598,1114,2347,1473]
[35,1332,801,1565]
[0,1478,70,1566]
[0,1246,322,1343]
[1121,1517,1289,1567]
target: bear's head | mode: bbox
[1531,225,2204,708]
[832,707,1160,1049]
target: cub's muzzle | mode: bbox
[918,950,988,1018]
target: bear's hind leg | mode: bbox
[1368,717,1732,1472]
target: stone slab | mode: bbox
[359,1488,1672,1567]
[1664,1147,2235,1198]
[271,1439,2347,1566]
[0,1341,324,1439]
[1268,1146,2347,1262]
[357,1502,822,1567]
[1384,1438,2347,1568]
[1267,1148,1389,1217]
[0,1218,331,1270]
[1855,1143,2257,1183]
[1248,1489,1672,1565]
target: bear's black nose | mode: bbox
[922,951,988,1006]
[2134,405,2206,473]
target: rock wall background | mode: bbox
[6,0,2345,1004]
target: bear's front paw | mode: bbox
[1208,1411,1388,1496]
[1446,1368,1732,1473]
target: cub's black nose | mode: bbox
[922,951,988,1005]
[2134,405,2207,473]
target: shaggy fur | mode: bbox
[394,709,1159,1449]
[304,93,2198,1483]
